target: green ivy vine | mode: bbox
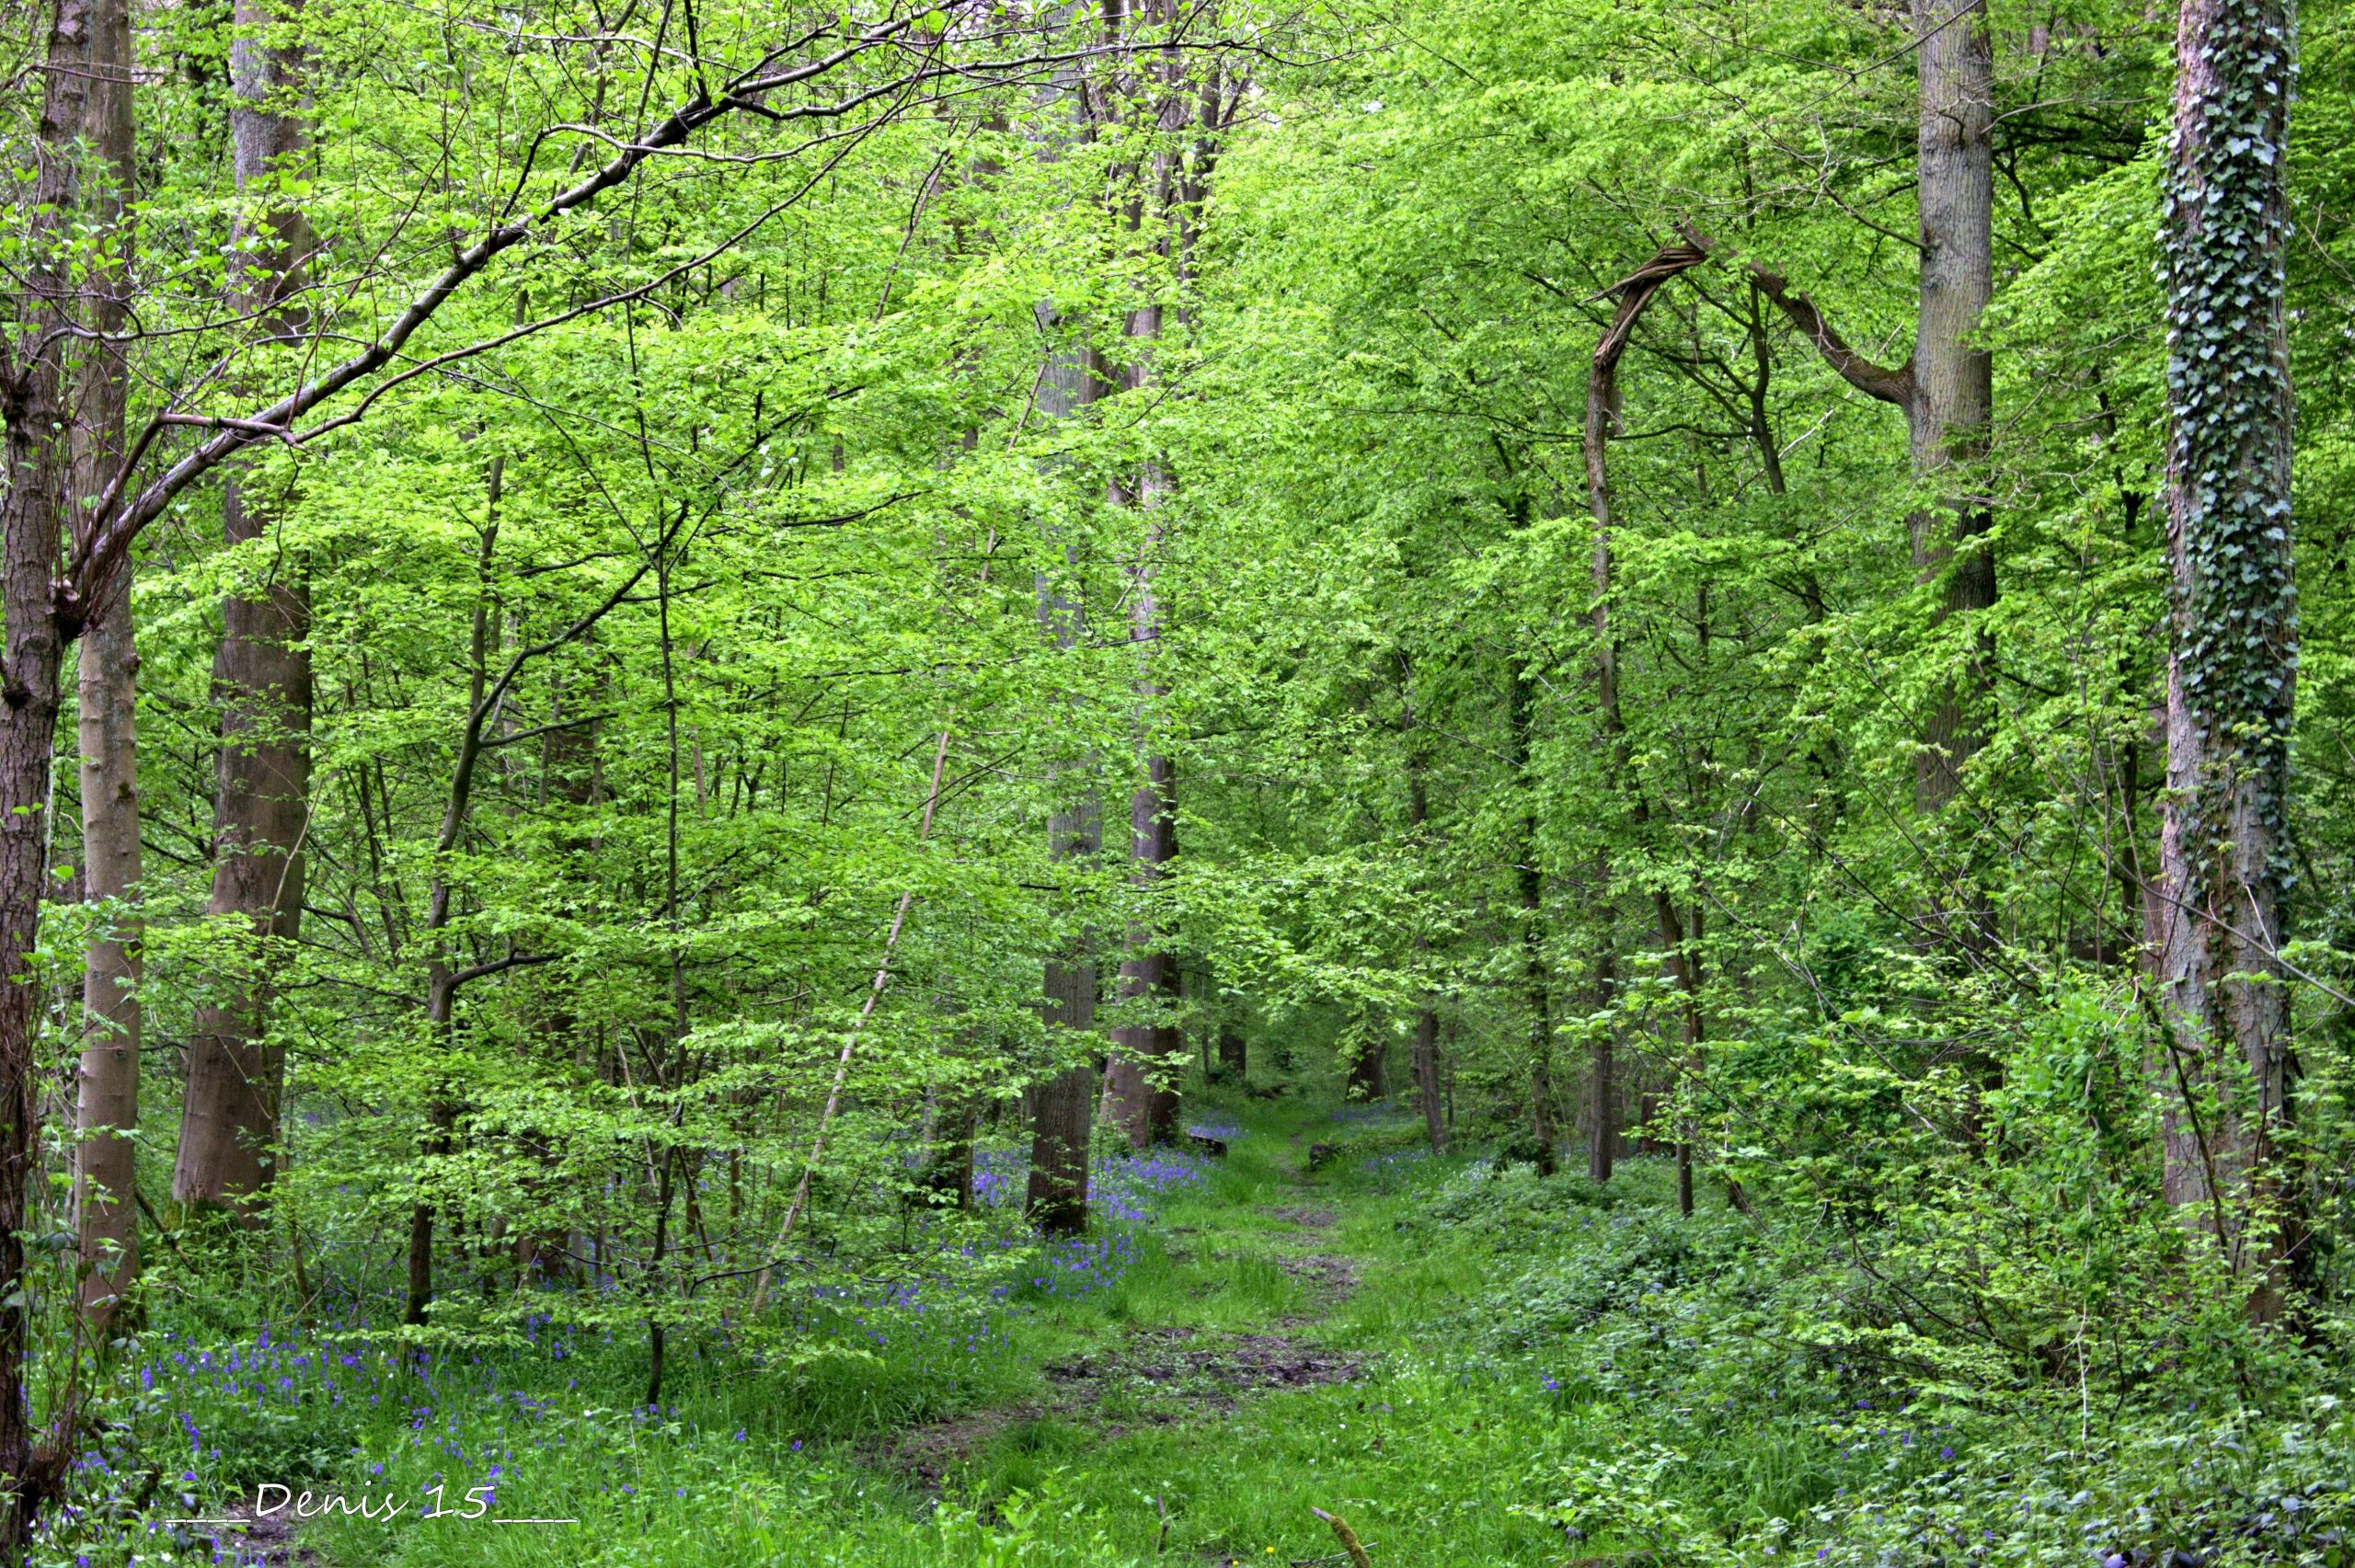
[2162,0,2301,900]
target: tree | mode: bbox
[1688,0,1999,830]
[66,0,138,1331]
[170,0,316,1219]
[2154,0,2300,1320]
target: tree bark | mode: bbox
[1104,450,1180,1149]
[2154,0,2299,1322]
[1587,849,1616,1184]
[70,0,141,1329]
[1028,309,1101,1234]
[1507,660,1556,1175]
[1104,1,1208,1150]
[1406,740,1445,1152]
[1658,896,1705,1217]
[171,0,316,1218]
[0,0,130,1536]
[1907,0,1999,817]
[1584,246,1709,1192]
[404,479,500,1325]
[1216,1023,1246,1079]
[1684,1,1997,820]
[1345,1015,1387,1102]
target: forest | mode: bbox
[0,0,2349,1562]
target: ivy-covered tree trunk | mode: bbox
[171,0,316,1217]
[2155,0,2299,1322]
[69,0,140,1329]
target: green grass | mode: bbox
[81,1091,2352,1568]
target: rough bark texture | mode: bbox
[2154,0,2299,1320]
[171,0,316,1217]
[70,0,141,1327]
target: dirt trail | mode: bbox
[877,1175,1373,1492]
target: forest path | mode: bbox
[868,1124,1385,1496]
[188,1099,1453,1568]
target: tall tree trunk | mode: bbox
[1584,246,1708,1192]
[1345,1013,1387,1102]
[516,682,598,1285]
[405,462,512,1324]
[1685,3,1997,830]
[1406,735,1445,1152]
[0,422,68,1559]
[1657,896,1705,1217]
[1908,0,1998,817]
[2154,0,2299,1322]
[1588,848,1616,1184]
[70,0,141,1328]
[0,0,133,1536]
[1028,315,1101,1234]
[171,0,316,1217]
[1104,449,1180,1147]
[1104,0,1207,1150]
[1507,661,1556,1175]
[1411,1007,1443,1150]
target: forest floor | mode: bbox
[144,1093,2189,1568]
[159,1095,1626,1568]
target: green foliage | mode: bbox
[6,0,2355,1561]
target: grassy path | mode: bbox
[830,1101,1574,1566]
[176,1098,1595,1568]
